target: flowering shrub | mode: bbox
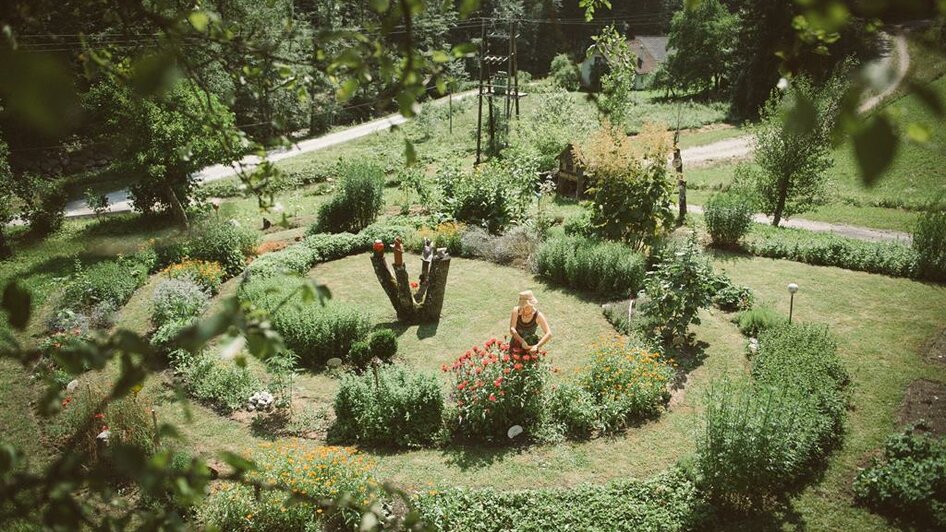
[161,259,224,294]
[445,338,548,442]
[198,443,381,530]
[578,339,673,432]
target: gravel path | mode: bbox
[686,204,912,244]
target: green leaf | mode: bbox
[219,451,257,477]
[368,0,389,12]
[187,10,210,32]
[2,282,31,331]
[906,122,931,143]
[0,50,80,135]
[337,78,360,102]
[685,0,702,10]
[130,51,180,96]
[404,139,417,166]
[852,115,898,186]
[784,92,818,137]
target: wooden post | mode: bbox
[475,20,485,165]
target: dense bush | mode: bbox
[413,468,703,531]
[578,340,673,432]
[171,350,262,413]
[697,322,849,510]
[154,220,259,276]
[543,382,598,439]
[913,208,946,282]
[151,279,209,327]
[734,305,786,337]
[62,257,150,311]
[310,162,385,234]
[709,274,754,312]
[743,224,918,279]
[549,53,579,91]
[333,365,443,448]
[161,259,224,294]
[412,221,465,257]
[441,158,535,234]
[704,193,754,247]
[852,426,946,528]
[12,174,67,236]
[241,275,371,367]
[637,235,715,343]
[367,329,398,362]
[460,225,539,265]
[533,235,646,297]
[199,443,381,529]
[445,338,548,442]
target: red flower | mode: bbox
[493,377,503,387]
[372,240,385,253]
[523,354,531,361]
[475,367,483,374]
[457,381,467,390]
[410,281,419,289]
[503,368,511,375]
[475,379,484,388]
[488,394,497,402]
[514,363,523,371]
[513,354,521,361]
[441,364,448,372]
[61,397,72,407]
[502,354,511,362]
[93,413,105,420]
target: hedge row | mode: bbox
[245,223,411,280]
[742,225,919,279]
[533,235,646,297]
[412,468,704,532]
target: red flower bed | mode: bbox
[443,338,548,441]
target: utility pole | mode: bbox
[674,103,686,226]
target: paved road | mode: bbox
[60,90,478,217]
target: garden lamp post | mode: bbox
[787,283,799,323]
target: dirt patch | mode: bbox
[922,328,946,365]
[898,379,946,437]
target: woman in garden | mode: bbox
[509,290,552,353]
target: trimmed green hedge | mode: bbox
[533,235,646,297]
[412,468,704,531]
[743,225,918,279]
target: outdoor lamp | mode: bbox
[787,283,799,323]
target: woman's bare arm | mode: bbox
[509,307,529,347]
[532,313,552,351]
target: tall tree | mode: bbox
[664,0,738,94]
[86,79,237,228]
[746,73,847,226]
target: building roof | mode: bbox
[636,36,670,63]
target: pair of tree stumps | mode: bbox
[370,237,451,323]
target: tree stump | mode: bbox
[370,240,450,323]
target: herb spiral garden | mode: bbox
[24,148,942,531]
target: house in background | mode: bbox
[629,35,669,89]
[579,35,669,91]
[554,143,593,198]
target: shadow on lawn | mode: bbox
[664,340,710,392]
[439,442,518,471]
[376,320,441,341]
[705,501,807,531]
